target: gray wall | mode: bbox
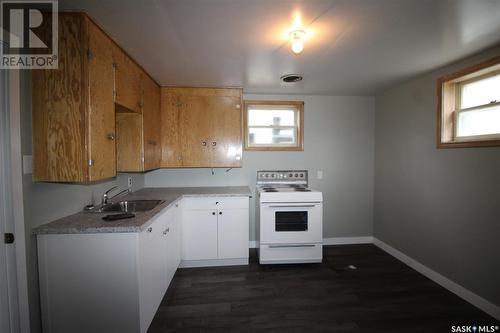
[146,94,375,242]
[20,72,146,332]
[374,46,500,307]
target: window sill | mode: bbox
[437,139,500,149]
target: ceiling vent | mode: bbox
[281,74,303,83]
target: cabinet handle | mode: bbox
[215,201,219,205]
[147,227,152,233]
[202,141,207,146]
[177,156,182,161]
[107,133,115,140]
[212,212,216,215]
[163,228,170,235]
[211,141,217,146]
[219,211,222,215]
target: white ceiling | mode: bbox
[59,0,500,95]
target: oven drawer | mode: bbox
[259,243,322,264]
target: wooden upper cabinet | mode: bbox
[113,45,143,113]
[87,18,116,180]
[32,13,116,182]
[160,87,243,168]
[142,75,162,170]
[116,112,143,172]
[160,90,182,167]
[116,74,161,172]
[209,94,243,167]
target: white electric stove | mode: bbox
[256,170,323,264]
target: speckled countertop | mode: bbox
[33,186,252,235]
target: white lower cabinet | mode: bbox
[37,196,249,332]
[182,209,218,260]
[37,205,181,333]
[218,208,249,259]
[181,197,249,267]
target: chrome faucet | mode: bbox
[102,186,130,206]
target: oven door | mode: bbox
[260,202,322,244]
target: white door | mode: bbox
[0,53,20,333]
[182,209,218,260]
[217,209,249,259]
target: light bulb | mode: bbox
[289,30,306,54]
[291,37,304,54]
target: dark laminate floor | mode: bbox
[149,245,499,332]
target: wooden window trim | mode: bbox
[437,55,500,149]
[243,100,304,151]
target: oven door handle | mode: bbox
[267,204,317,208]
[268,244,317,248]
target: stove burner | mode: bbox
[264,188,278,192]
[294,188,311,192]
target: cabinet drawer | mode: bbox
[182,197,248,210]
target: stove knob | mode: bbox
[288,173,293,178]
[294,173,298,177]
[265,173,269,178]
[299,173,304,178]
[271,174,275,178]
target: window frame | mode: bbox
[243,100,304,151]
[437,55,500,149]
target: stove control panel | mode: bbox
[257,170,308,185]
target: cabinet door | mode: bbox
[182,209,218,260]
[217,209,249,259]
[116,112,144,172]
[160,90,182,167]
[164,218,179,288]
[172,204,182,268]
[209,93,243,167]
[138,224,158,333]
[142,75,161,170]
[178,94,213,167]
[113,45,142,113]
[87,19,116,181]
[32,13,87,182]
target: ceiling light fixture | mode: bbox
[289,29,306,54]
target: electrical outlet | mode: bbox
[127,177,133,188]
[317,170,323,180]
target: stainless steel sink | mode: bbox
[100,200,164,213]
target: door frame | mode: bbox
[7,69,31,332]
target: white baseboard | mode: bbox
[180,258,248,268]
[323,236,374,245]
[373,238,500,321]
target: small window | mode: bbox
[437,56,500,148]
[244,101,304,151]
